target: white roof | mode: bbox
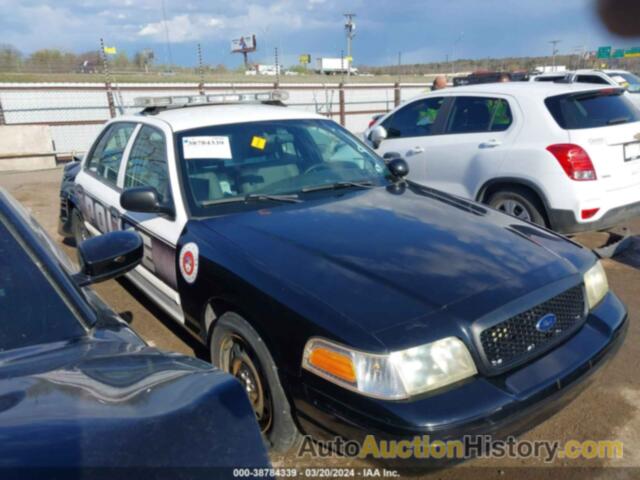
[120,103,324,132]
[430,81,619,99]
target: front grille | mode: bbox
[480,285,586,371]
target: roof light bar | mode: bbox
[134,90,289,109]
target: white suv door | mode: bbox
[418,95,517,197]
[374,96,447,182]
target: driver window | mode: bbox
[382,97,444,139]
[85,123,135,186]
[123,125,171,203]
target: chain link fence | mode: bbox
[0,82,430,159]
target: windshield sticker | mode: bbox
[179,242,199,284]
[251,136,267,150]
[183,136,232,159]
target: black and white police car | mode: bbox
[59,91,627,455]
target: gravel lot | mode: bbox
[2,166,639,479]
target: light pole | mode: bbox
[452,32,464,75]
[550,39,561,72]
[344,13,356,76]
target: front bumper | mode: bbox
[548,200,640,234]
[293,291,627,449]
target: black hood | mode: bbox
[200,185,594,349]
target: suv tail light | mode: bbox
[546,144,597,181]
[368,118,378,128]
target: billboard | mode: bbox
[231,35,257,53]
[299,54,311,65]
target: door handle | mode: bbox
[406,146,425,156]
[479,139,502,148]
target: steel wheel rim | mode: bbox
[495,199,532,221]
[218,334,273,433]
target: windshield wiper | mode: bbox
[201,193,301,206]
[245,193,301,203]
[300,181,374,193]
[607,116,630,125]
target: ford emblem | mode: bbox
[536,313,557,333]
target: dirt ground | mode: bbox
[2,166,639,480]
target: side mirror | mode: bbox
[382,151,402,164]
[72,231,143,287]
[120,187,174,217]
[387,158,410,178]
[369,125,388,149]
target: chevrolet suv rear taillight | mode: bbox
[546,144,597,181]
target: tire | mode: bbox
[487,187,547,227]
[210,312,301,453]
[70,208,89,247]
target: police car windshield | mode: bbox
[0,219,86,352]
[176,119,390,213]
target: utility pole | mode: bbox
[344,13,356,77]
[452,32,464,76]
[550,39,561,72]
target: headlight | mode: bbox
[302,337,477,400]
[584,260,609,310]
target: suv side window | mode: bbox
[576,75,609,85]
[445,97,513,134]
[123,125,171,203]
[85,123,135,186]
[382,97,445,138]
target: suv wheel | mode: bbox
[210,312,301,453]
[487,188,547,226]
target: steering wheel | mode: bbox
[303,163,332,175]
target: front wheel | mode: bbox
[210,312,301,452]
[487,188,547,226]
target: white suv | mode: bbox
[365,82,640,233]
[531,69,640,109]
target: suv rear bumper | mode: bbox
[548,200,640,234]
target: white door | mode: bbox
[420,96,516,198]
[374,96,447,183]
[117,123,188,323]
[75,122,137,237]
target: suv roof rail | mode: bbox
[135,90,289,114]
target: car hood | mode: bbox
[201,185,593,348]
[0,336,269,468]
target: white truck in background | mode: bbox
[316,57,358,75]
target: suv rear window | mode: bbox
[545,89,640,129]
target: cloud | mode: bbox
[138,14,224,43]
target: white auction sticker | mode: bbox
[183,136,232,159]
[179,242,199,284]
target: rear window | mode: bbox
[0,220,85,352]
[545,89,640,129]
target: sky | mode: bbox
[0,0,637,67]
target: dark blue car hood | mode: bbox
[0,335,270,470]
[199,185,594,346]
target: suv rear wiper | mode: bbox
[201,193,301,206]
[300,181,374,193]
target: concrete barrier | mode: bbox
[0,125,56,171]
